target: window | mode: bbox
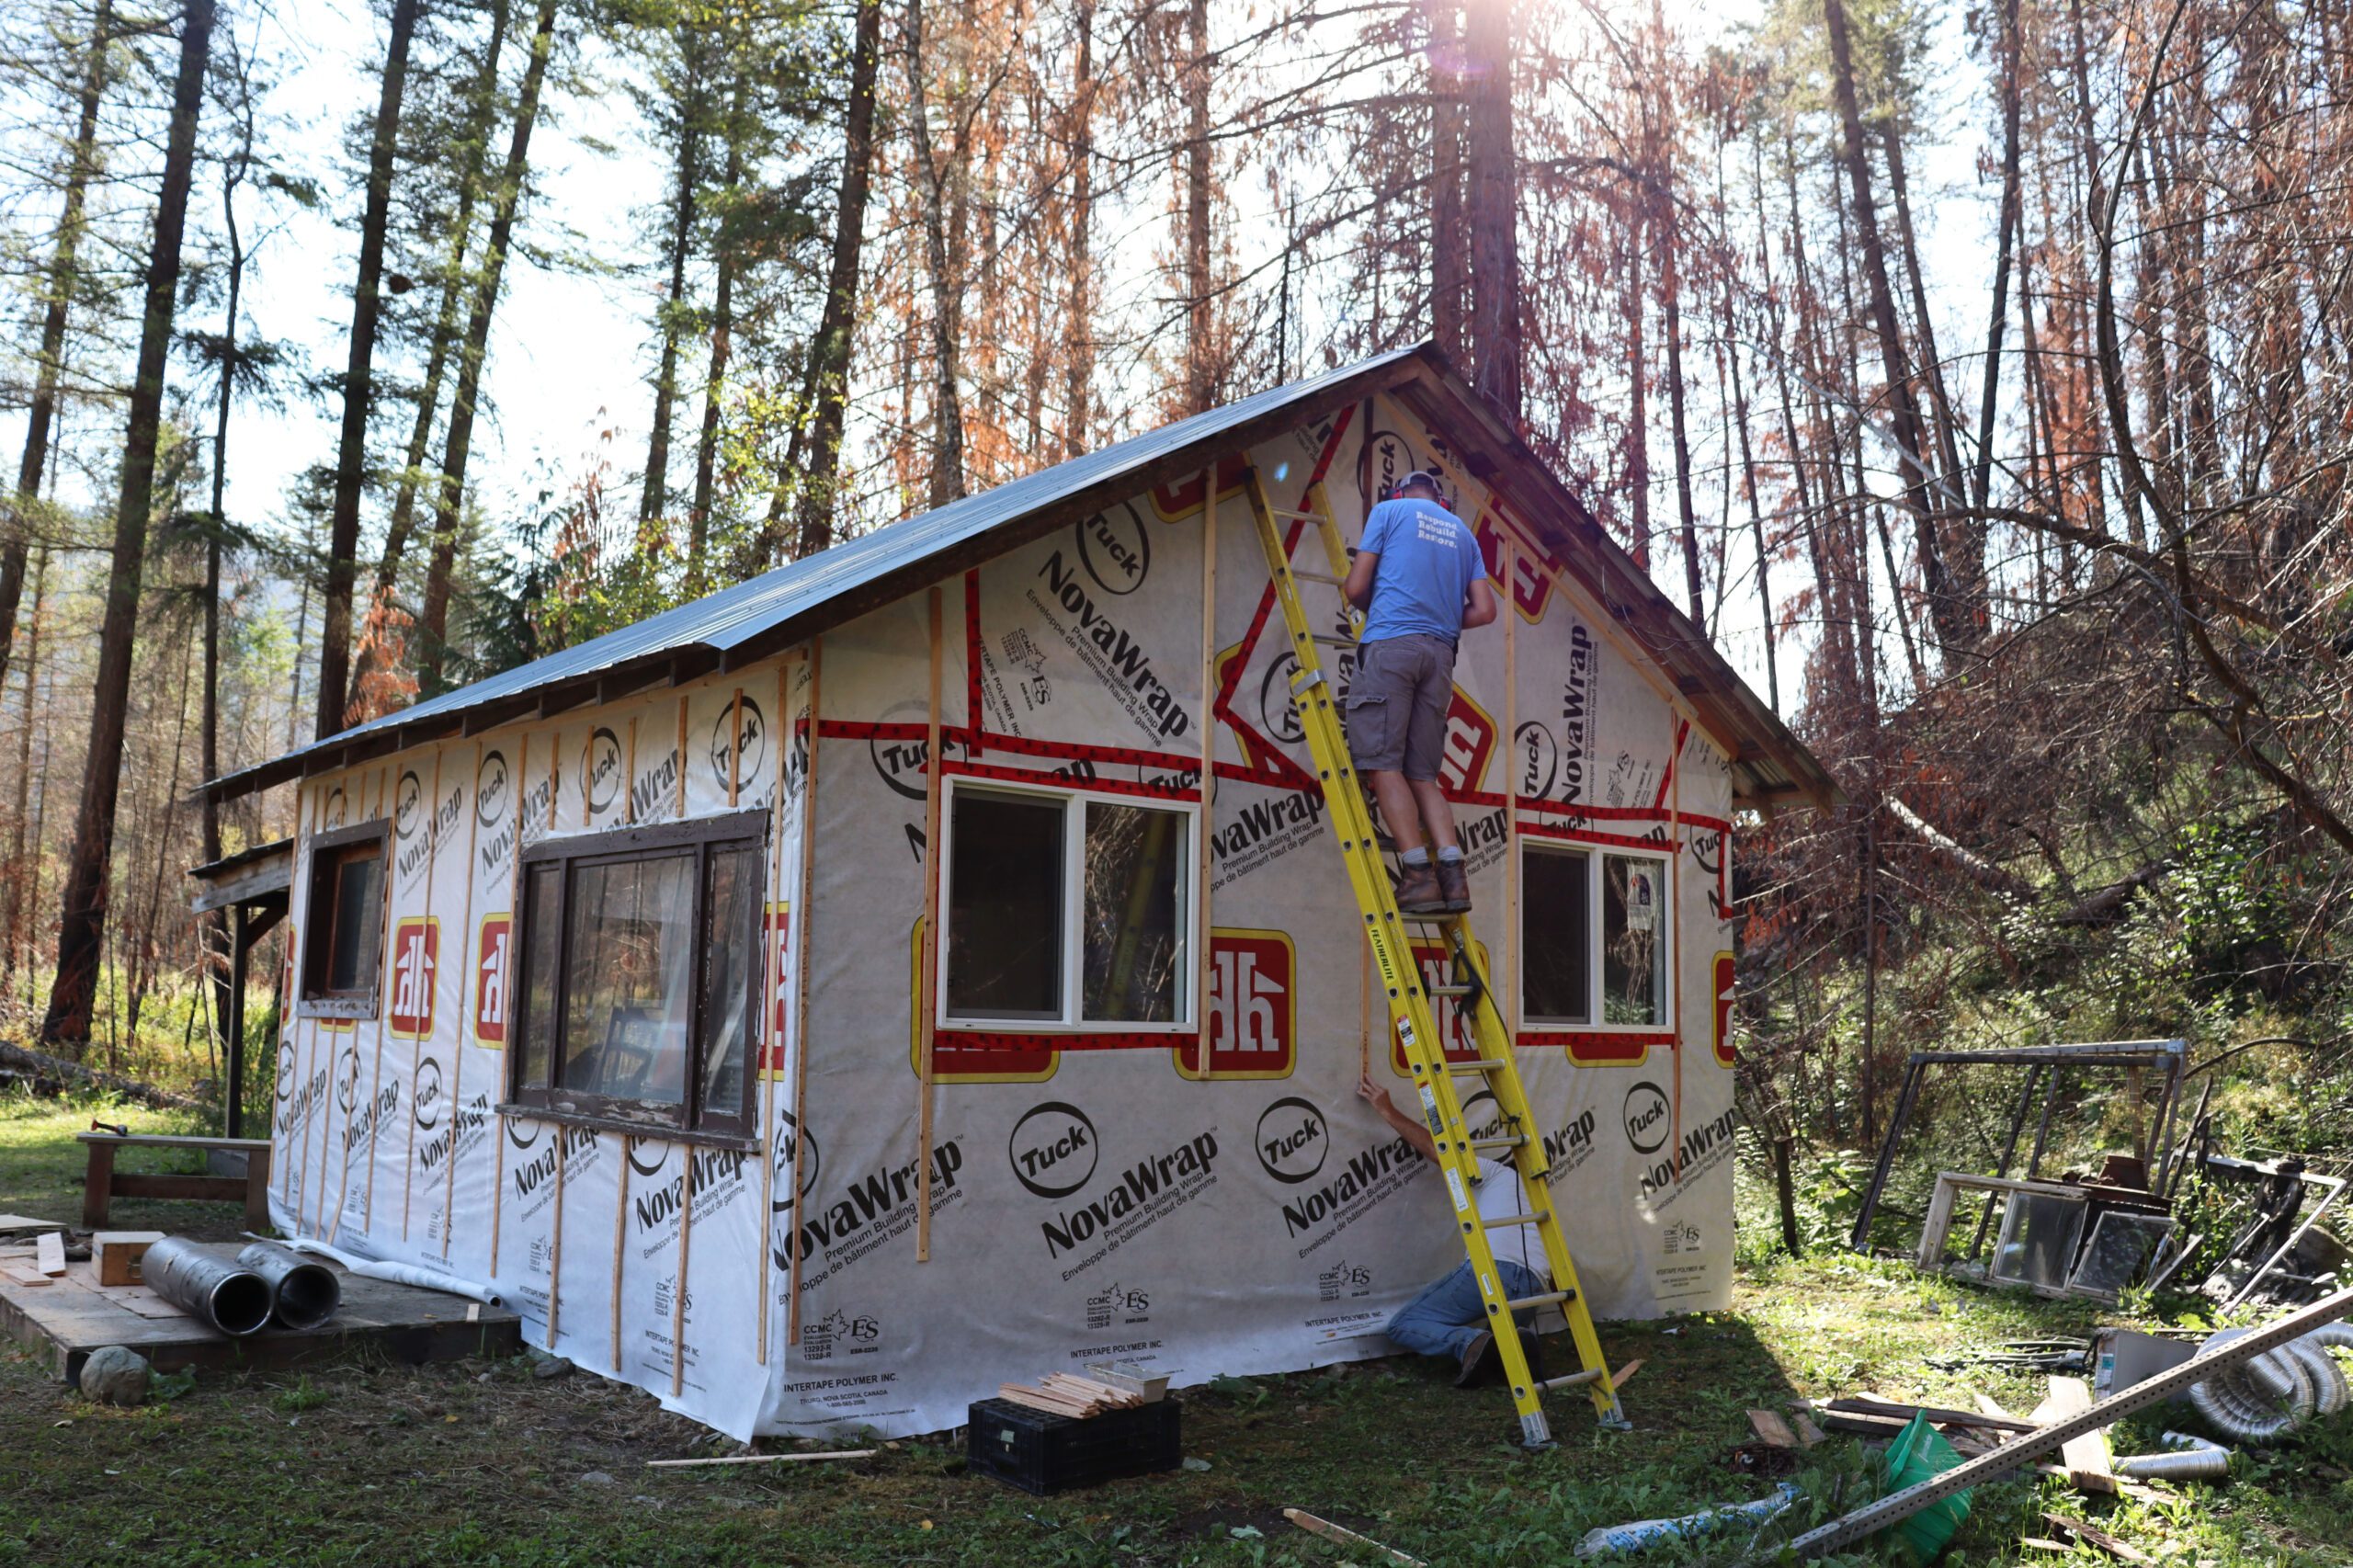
[508,810,765,1137]
[942,783,1192,1028]
[1518,845,1670,1029]
[299,821,389,1017]
[1520,846,1590,1024]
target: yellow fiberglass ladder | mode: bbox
[1239,464,1631,1447]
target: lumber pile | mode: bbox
[996,1371,1150,1419]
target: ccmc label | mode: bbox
[473,915,511,1046]
[389,918,440,1040]
[1177,930,1296,1079]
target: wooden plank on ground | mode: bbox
[1748,1410,1798,1448]
[1792,1413,1827,1447]
[2046,1512,2154,1564]
[34,1233,64,1276]
[2037,1377,2116,1494]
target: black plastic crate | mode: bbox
[966,1395,1183,1494]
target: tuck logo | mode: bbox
[335,1044,361,1113]
[413,1057,444,1131]
[710,698,768,795]
[585,728,623,816]
[1076,505,1150,595]
[770,1110,820,1214]
[276,1041,296,1103]
[1008,1102,1097,1199]
[394,769,424,839]
[1623,1081,1671,1155]
[1255,1096,1327,1185]
[473,915,510,1045]
[476,750,509,827]
[1513,721,1557,800]
[388,917,439,1040]
[869,699,935,801]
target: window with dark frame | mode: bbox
[507,810,766,1138]
[1520,844,1591,1025]
[298,821,390,1018]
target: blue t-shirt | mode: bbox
[1357,497,1487,643]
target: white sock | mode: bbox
[1403,847,1431,867]
[1437,846,1463,864]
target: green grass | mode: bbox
[3,1093,2350,1565]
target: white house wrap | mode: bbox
[218,347,1831,1442]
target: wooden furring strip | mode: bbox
[917,591,943,1260]
[785,640,821,1347]
[1197,468,1217,1070]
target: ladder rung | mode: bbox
[1506,1290,1572,1312]
[1309,633,1356,648]
[1482,1213,1546,1230]
[1269,507,1320,520]
[1535,1367,1605,1392]
[1448,1059,1507,1074]
[1471,1136,1526,1153]
[1290,569,1344,586]
[1429,984,1473,996]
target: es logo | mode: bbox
[394,770,425,839]
[1076,504,1150,595]
[412,1058,443,1130]
[1513,722,1557,800]
[1009,1102,1097,1199]
[585,729,623,816]
[1622,1081,1671,1155]
[770,1111,821,1214]
[1255,1096,1328,1185]
[710,699,769,795]
[476,750,509,827]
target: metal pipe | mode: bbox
[2113,1448,2229,1481]
[142,1237,272,1336]
[236,1240,341,1330]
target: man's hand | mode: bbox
[1344,548,1380,612]
[1462,576,1499,629]
[1359,1073,1438,1162]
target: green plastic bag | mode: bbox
[1882,1409,1973,1563]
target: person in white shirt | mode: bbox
[1357,1074,1551,1386]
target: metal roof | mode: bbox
[210,345,1837,812]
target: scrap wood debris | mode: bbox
[996,1372,1148,1419]
[1283,1509,1425,1566]
[2044,1511,2155,1564]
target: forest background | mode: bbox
[3,0,2349,1239]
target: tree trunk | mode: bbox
[1723,281,1778,713]
[1061,0,1097,458]
[688,69,748,591]
[1659,199,1703,625]
[1427,0,1465,365]
[0,0,110,699]
[1183,0,1213,414]
[774,0,883,561]
[41,0,216,1051]
[1621,193,1649,570]
[1462,0,1519,419]
[1819,0,1965,657]
[905,0,965,508]
[643,40,708,528]
[418,0,562,689]
[348,0,511,707]
[316,0,423,740]
[3,548,46,991]
[1971,0,2023,518]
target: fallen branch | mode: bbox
[1284,1509,1425,1567]
[0,1040,200,1109]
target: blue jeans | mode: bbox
[1384,1258,1546,1360]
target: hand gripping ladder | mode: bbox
[1238,465,1631,1446]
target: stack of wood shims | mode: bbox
[996,1371,1150,1419]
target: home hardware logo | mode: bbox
[1036,552,1189,740]
[1255,1097,1326,1184]
[1559,623,1595,802]
[1041,1130,1217,1257]
[585,728,623,816]
[1076,505,1150,595]
[710,698,768,795]
[1009,1102,1097,1199]
[777,1140,963,1268]
[1622,1081,1671,1155]
[413,1057,443,1130]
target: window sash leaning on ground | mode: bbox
[939,778,1196,1031]
[507,809,767,1137]
[297,819,391,1019]
[1518,844,1671,1030]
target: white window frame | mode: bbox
[936,774,1199,1033]
[1518,842,1675,1033]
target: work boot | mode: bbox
[1454,1330,1503,1388]
[1437,858,1472,913]
[1395,859,1445,914]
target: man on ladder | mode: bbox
[1358,1074,1547,1386]
[1339,471,1497,915]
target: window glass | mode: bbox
[1082,801,1187,1023]
[947,790,1063,1018]
[698,843,759,1121]
[518,862,561,1090]
[1601,854,1666,1026]
[1520,846,1589,1023]
[326,849,383,993]
[562,853,696,1103]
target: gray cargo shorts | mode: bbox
[1346,632,1456,780]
